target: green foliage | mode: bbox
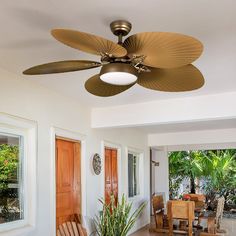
[0,144,20,223]
[201,150,236,209]
[0,144,19,191]
[94,195,146,236]
[169,151,204,195]
[169,149,236,209]
[201,150,235,192]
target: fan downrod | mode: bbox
[110,20,132,43]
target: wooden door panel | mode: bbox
[56,139,81,229]
[105,149,112,183]
[105,149,112,204]
[57,141,74,193]
[57,192,74,217]
[111,149,118,204]
[73,143,81,215]
[111,150,118,184]
[105,148,118,205]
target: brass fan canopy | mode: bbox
[110,20,132,44]
[110,20,132,36]
[100,63,138,86]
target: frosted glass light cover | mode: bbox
[100,72,137,85]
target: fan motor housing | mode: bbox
[100,63,138,76]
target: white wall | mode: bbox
[0,68,150,236]
[151,149,169,204]
[86,129,150,234]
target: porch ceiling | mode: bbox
[0,0,236,107]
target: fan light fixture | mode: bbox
[100,63,138,85]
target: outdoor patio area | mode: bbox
[132,217,236,236]
[146,149,236,236]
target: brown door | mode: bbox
[56,138,81,229]
[105,148,118,205]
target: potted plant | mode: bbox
[94,195,146,236]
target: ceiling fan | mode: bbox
[23,20,204,97]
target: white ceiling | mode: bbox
[0,0,236,107]
[135,118,236,134]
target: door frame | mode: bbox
[101,140,122,200]
[50,127,87,236]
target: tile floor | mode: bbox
[131,218,236,236]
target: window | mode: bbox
[0,133,24,225]
[128,152,140,198]
[0,114,36,233]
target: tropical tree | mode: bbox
[169,151,203,196]
[0,144,19,190]
[201,150,234,190]
[169,151,186,198]
[168,149,236,210]
[200,150,236,209]
[0,144,19,222]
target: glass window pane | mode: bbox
[128,152,140,198]
[0,133,23,224]
[133,156,136,195]
[128,153,134,197]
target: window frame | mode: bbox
[0,113,36,234]
[126,148,144,200]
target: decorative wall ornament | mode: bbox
[93,153,101,175]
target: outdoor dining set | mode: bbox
[150,194,226,236]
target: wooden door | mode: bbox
[105,148,118,205]
[56,139,81,229]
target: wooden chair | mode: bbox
[199,197,226,236]
[183,193,206,228]
[57,214,87,236]
[215,196,225,231]
[167,200,195,236]
[183,194,206,208]
[153,195,165,229]
[183,194,206,202]
[149,195,169,233]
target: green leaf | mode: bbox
[94,194,146,236]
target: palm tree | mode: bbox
[200,150,236,209]
[169,149,236,209]
[169,151,203,195]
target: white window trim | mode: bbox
[0,113,37,235]
[50,127,87,236]
[125,147,144,201]
[101,140,122,200]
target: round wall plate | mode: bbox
[93,153,101,175]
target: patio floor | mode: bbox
[131,217,236,236]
